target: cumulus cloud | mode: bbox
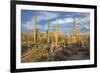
[51,17,73,25]
[21,10,90,35]
[22,20,34,30]
[37,11,59,22]
[76,16,90,34]
[22,19,44,33]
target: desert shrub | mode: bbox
[30,45,50,62]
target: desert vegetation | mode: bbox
[21,16,90,63]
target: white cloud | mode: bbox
[77,16,90,24]
[22,19,43,31]
[22,16,90,31]
[51,17,73,25]
[22,12,90,34]
[77,16,90,29]
[64,18,74,24]
[37,11,59,21]
[22,20,34,30]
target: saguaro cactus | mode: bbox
[55,19,59,46]
[73,17,76,35]
[47,20,50,44]
[34,16,37,43]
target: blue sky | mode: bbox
[21,10,90,35]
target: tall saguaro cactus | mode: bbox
[73,17,76,35]
[55,19,59,46]
[47,20,50,44]
[34,16,37,43]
